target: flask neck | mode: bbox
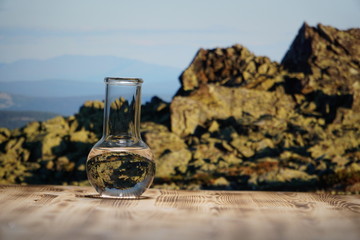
[102,78,142,145]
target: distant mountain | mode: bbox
[0,92,155,116]
[0,92,103,116]
[0,55,128,82]
[0,110,59,129]
[0,55,181,100]
[0,80,103,97]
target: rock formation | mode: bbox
[0,23,359,193]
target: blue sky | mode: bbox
[0,0,359,69]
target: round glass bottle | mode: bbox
[86,78,155,198]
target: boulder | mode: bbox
[0,128,11,143]
[141,96,170,127]
[41,116,69,135]
[282,23,360,97]
[177,44,281,94]
[171,84,295,136]
[156,149,192,177]
[141,122,191,178]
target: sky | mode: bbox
[0,0,359,69]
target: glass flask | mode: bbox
[86,77,155,198]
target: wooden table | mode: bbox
[0,185,359,240]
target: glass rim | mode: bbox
[104,77,143,85]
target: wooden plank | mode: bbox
[0,185,359,240]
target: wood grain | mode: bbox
[0,185,359,240]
